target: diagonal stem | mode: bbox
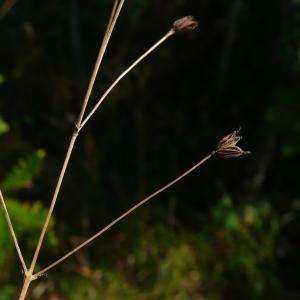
[27,0,125,277]
[27,132,78,275]
[79,28,175,129]
[34,152,214,278]
[16,4,126,300]
[77,0,124,126]
[0,190,27,273]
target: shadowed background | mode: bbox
[0,0,299,299]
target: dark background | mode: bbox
[0,0,300,299]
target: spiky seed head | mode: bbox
[214,128,251,158]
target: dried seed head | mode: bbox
[214,128,251,159]
[172,16,198,32]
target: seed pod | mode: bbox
[214,128,251,159]
[172,16,198,32]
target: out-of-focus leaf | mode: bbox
[0,285,15,300]
[0,149,46,192]
[0,74,5,85]
[0,198,57,267]
[0,116,9,135]
[224,211,240,231]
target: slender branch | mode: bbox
[27,0,124,275]
[0,190,27,273]
[77,0,124,126]
[34,152,213,278]
[18,276,32,300]
[34,127,250,278]
[28,133,78,275]
[16,6,127,300]
[106,0,121,33]
[79,15,200,129]
[79,29,175,129]
[18,10,200,299]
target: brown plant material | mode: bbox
[172,16,198,32]
[33,129,250,278]
[214,128,251,158]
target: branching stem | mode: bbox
[34,152,213,278]
[15,3,200,298]
[80,29,175,129]
[18,1,124,299]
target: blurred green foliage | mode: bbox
[1,149,46,192]
[0,116,9,134]
[56,197,289,300]
[0,118,57,298]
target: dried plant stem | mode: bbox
[18,2,124,299]
[29,133,78,270]
[18,134,79,300]
[77,0,124,126]
[0,190,27,273]
[17,8,199,298]
[34,152,213,278]
[25,19,175,285]
[79,28,175,129]
[28,0,123,274]
[18,276,32,300]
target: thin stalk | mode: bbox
[106,0,124,44]
[77,0,124,126]
[0,190,27,273]
[18,276,31,300]
[18,2,124,299]
[79,28,175,129]
[28,132,78,275]
[34,152,214,278]
[28,0,124,275]
[106,0,121,35]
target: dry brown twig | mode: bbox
[0,3,249,299]
[18,1,125,299]
[33,128,249,278]
[1,126,250,288]
[79,16,199,129]
[0,191,27,273]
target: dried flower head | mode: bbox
[214,128,251,158]
[172,16,198,32]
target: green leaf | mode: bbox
[0,149,46,192]
[225,211,240,231]
[0,116,9,135]
[0,198,58,267]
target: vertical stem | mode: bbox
[17,4,125,299]
[18,276,32,300]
